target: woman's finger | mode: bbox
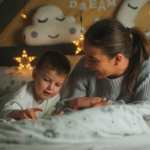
[69,100,77,108]
[53,111,64,116]
[91,99,110,108]
[90,97,103,106]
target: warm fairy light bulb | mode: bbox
[21,13,27,19]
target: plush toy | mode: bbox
[23,5,85,46]
[116,0,150,37]
[94,0,150,37]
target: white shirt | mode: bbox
[0,81,60,119]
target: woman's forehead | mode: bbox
[84,42,103,57]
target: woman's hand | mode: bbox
[53,111,64,116]
[69,97,110,110]
[7,108,43,120]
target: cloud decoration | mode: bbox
[23,5,85,46]
[116,0,150,37]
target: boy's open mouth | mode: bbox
[43,91,51,96]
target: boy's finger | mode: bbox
[34,114,39,120]
[32,108,44,112]
[23,113,29,119]
[27,113,35,120]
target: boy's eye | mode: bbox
[55,83,61,87]
[44,78,49,82]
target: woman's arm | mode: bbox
[56,56,102,112]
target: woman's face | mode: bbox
[83,40,117,79]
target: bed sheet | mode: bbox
[0,103,150,148]
[0,134,150,150]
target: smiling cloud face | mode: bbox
[23,5,85,46]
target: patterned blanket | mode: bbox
[0,103,150,144]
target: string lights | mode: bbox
[14,1,35,70]
[14,50,36,70]
[21,0,27,19]
[72,0,84,55]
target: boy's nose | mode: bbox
[47,83,54,90]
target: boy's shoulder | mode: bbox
[11,81,34,100]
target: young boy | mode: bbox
[0,50,70,120]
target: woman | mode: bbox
[56,18,150,113]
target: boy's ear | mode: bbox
[32,67,38,80]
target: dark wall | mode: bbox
[0,0,29,34]
[0,44,84,66]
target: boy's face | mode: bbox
[32,67,67,104]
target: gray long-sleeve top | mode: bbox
[56,56,150,112]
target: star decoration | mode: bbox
[21,13,27,19]
[72,32,84,55]
[13,49,36,70]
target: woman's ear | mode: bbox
[114,54,122,65]
[32,67,38,80]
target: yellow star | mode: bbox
[72,32,84,55]
[13,49,36,70]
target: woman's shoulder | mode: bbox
[137,58,150,80]
[140,58,150,74]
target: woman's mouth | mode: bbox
[43,91,51,96]
[93,70,98,73]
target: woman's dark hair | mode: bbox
[85,18,150,94]
[36,50,71,76]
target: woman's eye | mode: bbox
[55,17,65,21]
[38,18,48,23]
[91,59,97,62]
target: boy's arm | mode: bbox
[7,110,23,120]
[0,101,22,119]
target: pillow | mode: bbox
[0,66,33,91]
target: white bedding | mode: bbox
[0,135,150,150]
[0,103,150,149]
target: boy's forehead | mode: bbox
[41,67,68,79]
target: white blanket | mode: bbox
[0,102,150,145]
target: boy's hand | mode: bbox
[53,111,64,116]
[7,108,43,120]
[18,108,43,120]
